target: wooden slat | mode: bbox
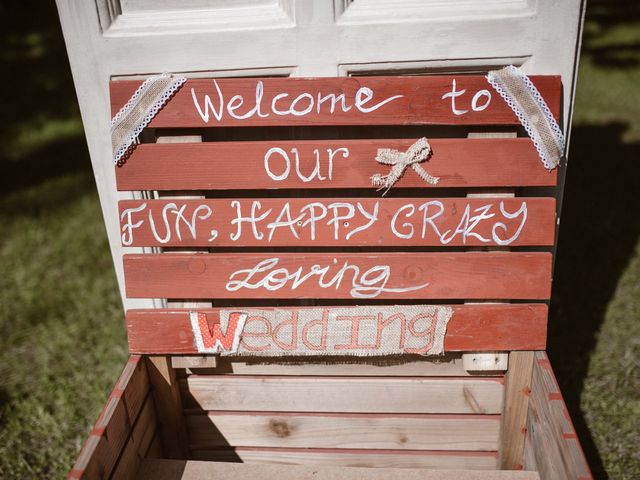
[190,447,498,470]
[171,356,218,369]
[126,304,547,354]
[110,395,157,480]
[68,356,150,480]
[118,197,555,248]
[183,376,503,414]
[200,355,473,376]
[137,458,542,480]
[523,353,592,479]
[116,138,557,191]
[146,432,164,459]
[498,351,534,469]
[110,76,561,127]
[186,412,499,451]
[123,252,553,300]
[145,356,189,459]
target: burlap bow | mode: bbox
[371,137,439,195]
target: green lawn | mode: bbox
[0,1,638,478]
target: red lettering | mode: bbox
[301,309,329,351]
[404,312,437,354]
[334,315,377,350]
[193,311,246,353]
[375,312,406,349]
[273,311,298,351]
[240,315,272,352]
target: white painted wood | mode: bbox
[463,353,509,373]
[54,0,585,310]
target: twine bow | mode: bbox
[371,137,439,195]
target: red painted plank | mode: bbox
[110,76,561,127]
[119,197,555,248]
[123,252,552,300]
[116,138,557,191]
[126,304,547,354]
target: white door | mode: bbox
[55,0,585,310]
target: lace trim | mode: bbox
[486,65,565,170]
[110,74,187,165]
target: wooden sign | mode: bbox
[113,74,561,357]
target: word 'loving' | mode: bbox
[226,257,429,299]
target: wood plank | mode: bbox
[146,432,164,459]
[498,351,534,469]
[68,356,150,480]
[146,356,189,459]
[118,197,555,248]
[118,355,150,422]
[201,355,474,376]
[116,138,557,191]
[171,356,218,369]
[110,395,157,480]
[185,412,499,451]
[126,304,547,354]
[190,447,498,470]
[523,353,592,479]
[123,252,553,300]
[110,76,561,127]
[183,376,503,414]
[137,458,542,480]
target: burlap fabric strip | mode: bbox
[487,65,565,170]
[110,73,187,164]
[192,305,454,357]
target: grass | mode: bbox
[0,0,638,478]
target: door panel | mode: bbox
[55,0,585,310]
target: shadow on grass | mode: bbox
[549,122,640,479]
[0,1,92,200]
[0,136,92,200]
[582,0,640,69]
[0,1,79,128]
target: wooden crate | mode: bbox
[69,75,591,479]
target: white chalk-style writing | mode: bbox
[192,80,404,123]
[229,199,527,245]
[442,79,492,115]
[225,257,430,299]
[120,200,528,246]
[120,202,213,245]
[229,200,380,242]
[263,147,349,183]
[391,200,527,245]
